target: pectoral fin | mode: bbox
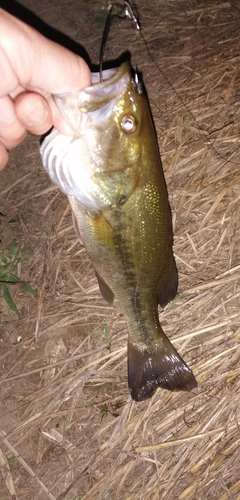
[128,336,197,401]
[96,272,115,305]
[71,210,83,245]
[92,167,139,206]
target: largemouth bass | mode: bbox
[40,61,197,401]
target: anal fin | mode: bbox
[157,255,178,308]
[128,336,197,401]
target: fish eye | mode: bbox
[121,115,137,134]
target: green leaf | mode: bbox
[20,283,37,296]
[10,238,19,258]
[0,239,35,316]
[7,455,20,463]
[0,273,22,283]
[171,293,190,308]
[7,220,17,226]
[104,326,110,341]
[99,404,108,422]
[8,273,22,283]
[3,284,20,318]
[86,396,95,407]
[18,253,31,263]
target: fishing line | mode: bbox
[138,26,240,168]
[99,0,140,82]
[100,1,240,167]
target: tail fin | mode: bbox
[128,337,197,401]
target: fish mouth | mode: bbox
[53,62,132,134]
[40,61,141,211]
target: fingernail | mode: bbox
[24,100,48,126]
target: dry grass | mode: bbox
[0,0,240,499]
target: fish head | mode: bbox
[41,62,152,210]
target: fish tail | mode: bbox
[128,336,197,401]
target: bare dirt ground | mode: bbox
[0,1,240,499]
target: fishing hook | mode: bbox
[99,1,141,82]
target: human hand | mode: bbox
[0,9,91,169]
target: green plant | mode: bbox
[0,238,37,317]
[91,0,109,24]
[171,293,189,308]
[86,395,95,407]
[99,400,125,422]
[7,455,20,463]
[99,403,108,422]
[104,326,110,341]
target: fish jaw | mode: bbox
[53,64,131,134]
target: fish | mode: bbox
[40,61,197,401]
